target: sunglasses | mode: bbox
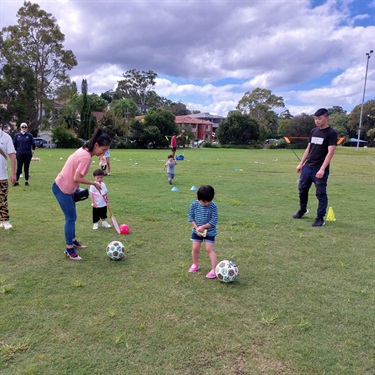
[21,126,28,128]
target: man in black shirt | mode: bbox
[293,108,338,227]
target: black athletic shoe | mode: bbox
[25,181,29,186]
[293,209,309,219]
[312,218,325,227]
[13,182,19,187]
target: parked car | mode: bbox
[44,141,56,148]
[264,138,279,145]
[33,138,56,148]
[193,140,205,147]
[33,138,47,148]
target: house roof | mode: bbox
[175,116,212,125]
[187,112,224,120]
[135,115,213,126]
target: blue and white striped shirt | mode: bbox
[188,200,218,236]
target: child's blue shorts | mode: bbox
[191,232,215,243]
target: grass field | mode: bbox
[1,146,374,375]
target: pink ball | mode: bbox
[120,224,130,235]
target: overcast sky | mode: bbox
[1,0,374,117]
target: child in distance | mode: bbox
[164,154,177,185]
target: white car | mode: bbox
[264,138,279,145]
[193,140,205,147]
[33,138,56,148]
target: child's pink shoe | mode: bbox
[206,269,216,279]
[188,264,200,273]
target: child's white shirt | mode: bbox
[89,182,108,208]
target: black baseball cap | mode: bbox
[314,108,329,117]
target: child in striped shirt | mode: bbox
[188,185,218,278]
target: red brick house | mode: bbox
[174,116,213,141]
[135,115,214,141]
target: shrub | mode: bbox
[277,138,287,149]
[116,141,136,149]
[51,126,82,148]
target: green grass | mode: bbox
[1,146,374,375]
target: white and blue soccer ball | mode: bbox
[106,241,125,260]
[216,260,239,283]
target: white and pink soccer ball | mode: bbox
[216,260,239,283]
[106,241,125,260]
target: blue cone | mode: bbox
[190,186,198,191]
[171,187,179,192]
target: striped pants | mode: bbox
[0,179,9,221]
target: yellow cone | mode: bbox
[326,207,336,221]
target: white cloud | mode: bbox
[0,0,374,117]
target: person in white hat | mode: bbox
[13,122,35,186]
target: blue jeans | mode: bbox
[52,182,76,246]
[298,165,329,219]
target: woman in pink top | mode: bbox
[52,128,111,260]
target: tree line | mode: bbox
[0,1,374,148]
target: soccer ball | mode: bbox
[216,260,239,283]
[106,241,125,260]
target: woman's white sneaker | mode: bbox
[3,221,13,230]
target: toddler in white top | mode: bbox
[89,168,111,230]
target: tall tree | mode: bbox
[111,98,140,120]
[279,109,293,119]
[280,113,315,137]
[0,1,77,129]
[216,110,260,145]
[0,63,35,127]
[236,88,285,120]
[100,89,123,102]
[80,79,92,140]
[129,107,177,148]
[54,80,78,103]
[116,69,157,110]
[99,110,130,141]
[143,107,178,148]
[68,92,107,113]
[236,88,285,138]
[327,108,351,137]
[347,100,375,141]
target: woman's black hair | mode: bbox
[197,185,215,202]
[84,128,111,151]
